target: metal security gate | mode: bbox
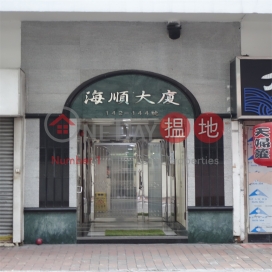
[148,142,163,218]
[94,143,137,220]
[0,118,14,241]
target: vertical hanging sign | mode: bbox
[248,126,272,233]
[253,122,272,167]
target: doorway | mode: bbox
[93,143,137,221]
[76,119,187,238]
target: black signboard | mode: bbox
[230,58,272,119]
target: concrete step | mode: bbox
[77,235,188,244]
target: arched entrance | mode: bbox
[63,70,201,240]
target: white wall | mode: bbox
[232,121,245,241]
[241,14,272,57]
[224,120,233,206]
[13,117,24,243]
[24,119,39,208]
[1,0,272,14]
[187,119,195,206]
[0,21,21,68]
[0,69,25,116]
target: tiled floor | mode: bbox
[87,221,178,237]
[0,243,271,271]
[77,220,187,239]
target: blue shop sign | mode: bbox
[230,57,272,119]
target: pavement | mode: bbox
[0,243,272,272]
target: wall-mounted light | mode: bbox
[167,22,181,40]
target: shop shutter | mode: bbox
[0,118,14,241]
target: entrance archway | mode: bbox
[63,70,201,240]
[64,70,201,118]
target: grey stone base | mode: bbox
[188,210,233,243]
[24,211,76,244]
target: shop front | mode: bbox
[68,71,199,242]
[230,57,272,242]
[24,71,199,243]
[24,69,234,243]
[0,69,25,245]
[23,21,236,244]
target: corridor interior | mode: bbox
[76,119,187,239]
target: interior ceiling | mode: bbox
[0,12,246,22]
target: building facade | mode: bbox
[0,0,271,244]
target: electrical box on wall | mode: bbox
[0,69,25,116]
[230,57,272,120]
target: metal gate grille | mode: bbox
[94,144,137,220]
[148,142,162,217]
[0,118,14,239]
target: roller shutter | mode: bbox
[0,118,14,241]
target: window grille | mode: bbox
[195,136,224,206]
[39,117,69,207]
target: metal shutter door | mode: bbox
[0,118,14,241]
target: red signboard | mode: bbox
[253,122,272,167]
